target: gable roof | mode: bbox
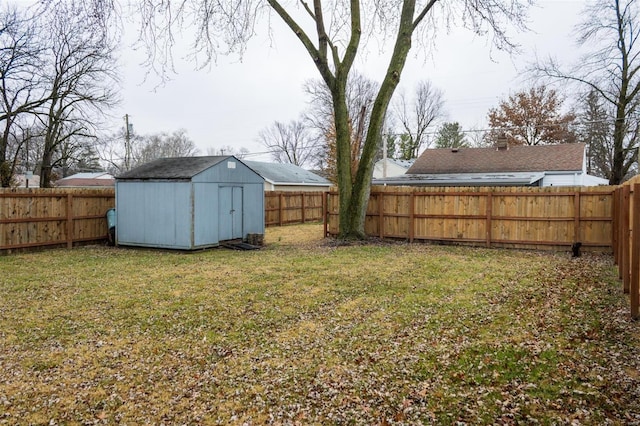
[56,178,115,187]
[243,161,331,186]
[59,172,113,180]
[117,156,230,180]
[56,172,115,187]
[407,143,586,175]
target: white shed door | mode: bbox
[219,186,243,241]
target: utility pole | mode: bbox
[124,114,132,171]
[25,129,29,188]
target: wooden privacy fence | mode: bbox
[265,191,324,226]
[1,189,325,252]
[1,188,115,251]
[612,175,640,318]
[325,185,615,251]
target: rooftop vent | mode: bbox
[451,148,459,153]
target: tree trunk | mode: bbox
[0,119,12,187]
[338,0,416,239]
[40,155,53,188]
[333,75,357,238]
[610,118,625,185]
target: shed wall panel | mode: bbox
[242,183,265,235]
[116,181,192,249]
[194,183,219,246]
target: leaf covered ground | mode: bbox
[0,224,639,425]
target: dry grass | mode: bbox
[0,223,639,425]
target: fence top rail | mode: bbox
[0,193,115,199]
[265,191,327,196]
[328,189,614,197]
[0,188,115,197]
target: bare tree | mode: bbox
[259,118,317,167]
[536,0,640,184]
[304,72,379,181]
[393,80,446,159]
[119,0,530,239]
[134,129,199,166]
[37,2,119,187]
[466,126,492,147]
[0,5,46,186]
[206,145,249,158]
[94,127,137,175]
[97,128,199,173]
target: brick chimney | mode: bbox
[496,133,508,151]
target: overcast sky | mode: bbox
[114,0,587,162]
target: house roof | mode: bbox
[117,156,230,180]
[56,178,115,187]
[59,172,113,180]
[56,172,115,187]
[244,161,331,186]
[373,172,546,187]
[407,143,586,174]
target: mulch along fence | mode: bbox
[0,189,325,252]
[325,185,615,251]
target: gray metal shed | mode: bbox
[115,156,264,250]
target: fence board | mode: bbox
[264,191,324,226]
[326,185,615,251]
[0,188,115,252]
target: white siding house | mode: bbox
[373,159,414,179]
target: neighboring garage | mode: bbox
[115,156,264,250]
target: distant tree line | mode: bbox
[0,2,119,187]
[259,74,634,184]
[258,0,640,186]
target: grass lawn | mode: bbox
[1,223,639,425]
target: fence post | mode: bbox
[611,188,620,265]
[486,192,493,248]
[574,191,581,244]
[323,192,328,237]
[378,192,384,239]
[623,185,631,292]
[66,193,74,249]
[409,192,415,243]
[632,184,640,318]
[301,193,306,223]
[278,193,284,226]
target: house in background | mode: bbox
[55,172,115,188]
[14,173,40,188]
[373,143,610,187]
[244,161,332,192]
[372,158,414,179]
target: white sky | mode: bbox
[114,0,587,161]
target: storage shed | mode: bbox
[116,156,264,250]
